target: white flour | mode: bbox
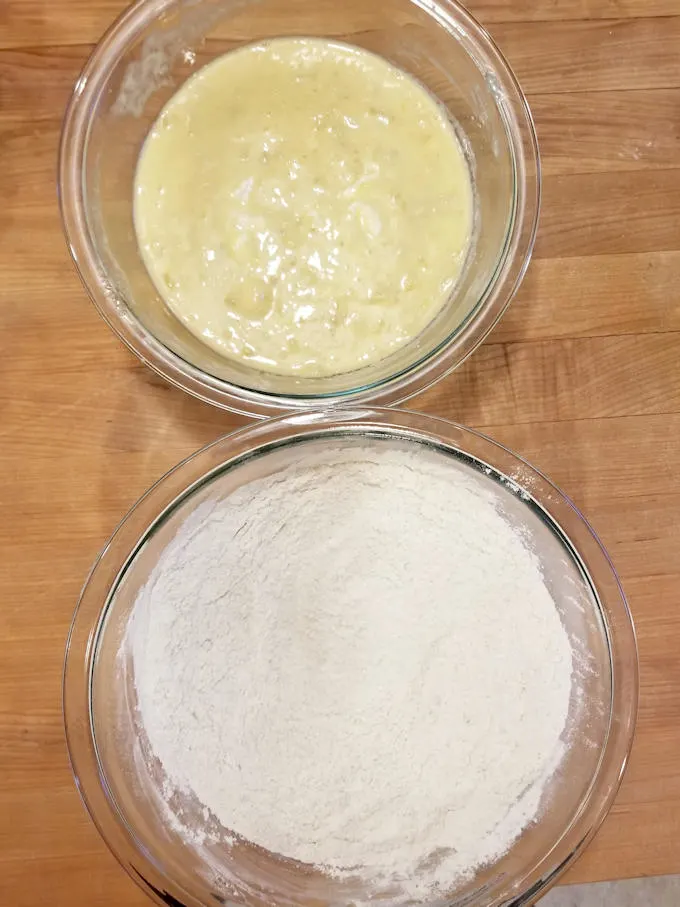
[129,443,573,899]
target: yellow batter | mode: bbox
[134,38,473,377]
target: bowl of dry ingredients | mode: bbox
[59,0,539,417]
[64,407,637,907]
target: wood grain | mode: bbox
[1,0,680,904]
[493,17,680,93]
[3,0,680,51]
[532,89,680,176]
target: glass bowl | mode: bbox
[64,407,637,907]
[58,0,540,418]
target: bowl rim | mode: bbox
[57,0,541,418]
[63,406,638,907]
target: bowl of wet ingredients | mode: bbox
[59,0,540,417]
[64,407,637,907]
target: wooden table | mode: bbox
[1,1,679,904]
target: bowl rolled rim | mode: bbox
[57,0,541,419]
[63,406,638,907]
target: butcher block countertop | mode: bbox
[1,1,680,904]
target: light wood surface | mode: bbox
[1,1,680,904]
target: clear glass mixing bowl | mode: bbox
[58,0,540,418]
[64,407,637,907]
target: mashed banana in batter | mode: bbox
[134,38,473,377]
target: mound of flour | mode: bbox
[129,443,572,898]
